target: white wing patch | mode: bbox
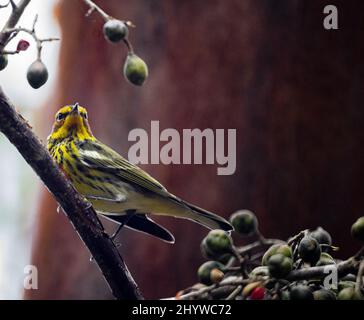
[82,150,108,160]
[86,194,127,203]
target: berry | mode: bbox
[250,287,265,300]
[0,54,8,71]
[267,253,292,278]
[316,252,335,266]
[230,210,258,236]
[123,53,148,86]
[197,261,224,285]
[298,236,321,264]
[17,39,30,51]
[262,244,291,266]
[103,19,128,43]
[290,285,314,300]
[337,287,363,300]
[351,217,364,242]
[313,289,336,300]
[276,244,293,258]
[27,59,48,89]
[203,230,233,257]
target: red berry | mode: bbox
[17,39,30,51]
[250,287,265,300]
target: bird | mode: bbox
[47,103,232,243]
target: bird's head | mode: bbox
[48,103,94,142]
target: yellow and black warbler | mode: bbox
[47,103,232,243]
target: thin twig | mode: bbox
[287,230,307,246]
[4,19,59,58]
[225,285,242,300]
[231,245,248,278]
[9,0,15,10]
[354,246,364,260]
[179,276,249,300]
[355,260,364,296]
[82,0,110,21]
[238,238,284,256]
[1,49,18,54]
[82,0,135,27]
[123,38,134,54]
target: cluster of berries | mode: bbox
[176,210,364,300]
[0,18,148,89]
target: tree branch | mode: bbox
[0,0,31,51]
[0,87,143,300]
[286,258,359,281]
[4,21,59,58]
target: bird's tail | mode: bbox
[179,200,233,231]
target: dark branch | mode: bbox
[0,87,143,300]
[286,258,359,281]
[0,0,31,51]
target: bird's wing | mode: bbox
[77,139,169,196]
[103,214,175,243]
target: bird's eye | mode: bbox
[56,113,66,122]
[82,112,88,119]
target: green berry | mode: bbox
[103,19,128,42]
[262,244,291,266]
[351,217,364,242]
[298,236,321,264]
[276,244,293,259]
[27,59,48,89]
[229,210,258,236]
[262,244,281,266]
[280,290,290,300]
[316,252,335,266]
[267,253,292,278]
[337,287,363,300]
[338,281,355,291]
[123,53,148,86]
[200,238,232,263]
[290,285,314,300]
[309,226,332,249]
[197,261,224,285]
[203,230,233,257]
[210,268,224,284]
[0,54,8,71]
[250,266,269,278]
[313,289,336,300]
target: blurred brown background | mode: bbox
[25,0,364,299]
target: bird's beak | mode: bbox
[71,102,80,115]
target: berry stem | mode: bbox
[82,0,112,21]
[123,38,134,54]
[4,17,59,60]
